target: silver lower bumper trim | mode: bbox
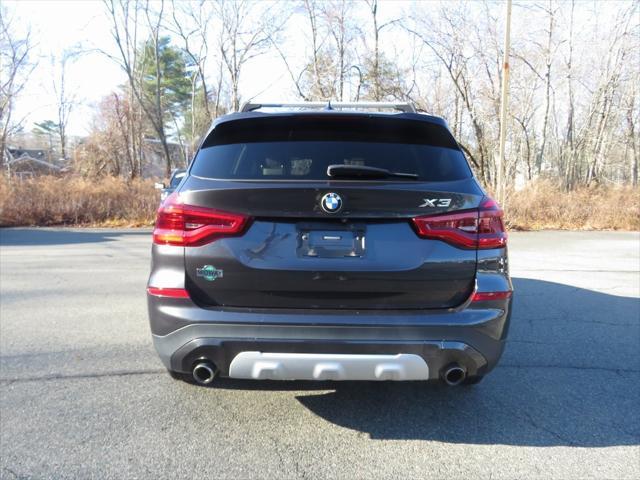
[228,352,429,381]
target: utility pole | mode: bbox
[497,0,512,206]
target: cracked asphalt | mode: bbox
[1,229,639,479]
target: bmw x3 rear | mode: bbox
[147,102,513,386]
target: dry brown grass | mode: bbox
[505,180,640,231]
[0,176,638,230]
[0,175,158,227]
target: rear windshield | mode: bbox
[191,116,471,182]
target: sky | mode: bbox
[5,0,413,137]
[4,0,630,138]
[6,1,125,135]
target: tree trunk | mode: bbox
[563,0,575,191]
[536,2,554,174]
[628,91,638,186]
[371,0,381,100]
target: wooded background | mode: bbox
[1,0,638,197]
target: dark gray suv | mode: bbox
[147,102,512,386]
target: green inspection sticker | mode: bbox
[196,265,224,281]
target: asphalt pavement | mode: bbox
[0,228,638,479]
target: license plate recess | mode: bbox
[297,223,366,258]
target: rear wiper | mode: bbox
[327,164,419,180]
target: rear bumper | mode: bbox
[150,298,512,380]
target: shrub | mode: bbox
[0,175,158,227]
[505,180,640,231]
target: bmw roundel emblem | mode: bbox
[320,192,342,213]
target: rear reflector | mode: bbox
[411,197,507,249]
[472,291,512,302]
[153,192,251,247]
[146,287,190,298]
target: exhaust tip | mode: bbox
[192,361,217,385]
[442,364,466,386]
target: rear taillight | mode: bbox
[411,197,507,249]
[477,197,508,249]
[153,192,251,247]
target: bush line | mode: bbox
[0,176,638,230]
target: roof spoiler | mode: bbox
[240,101,417,114]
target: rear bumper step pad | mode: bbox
[228,352,429,381]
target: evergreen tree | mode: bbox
[137,36,191,137]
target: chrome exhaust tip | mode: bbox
[192,362,217,385]
[442,364,466,386]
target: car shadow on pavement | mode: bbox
[0,228,151,246]
[213,277,640,447]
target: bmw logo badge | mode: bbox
[320,192,343,213]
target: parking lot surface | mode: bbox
[1,229,639,479]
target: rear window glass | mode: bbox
[169,171,185,187]
[191,116,471,182]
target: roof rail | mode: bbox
[240,101,417,113]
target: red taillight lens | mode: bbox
[472,290,512,302]
[146,287,190,298]
[477,197,507,249]
[412,211,480,248]
[411,197,507,249]
[153,192,250,247]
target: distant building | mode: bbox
[3,136,186,179]
[4,147,66,178]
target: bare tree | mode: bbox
[534,1,560,175]
[51,50,80,161]
[170,0,213,119]
[102,0,146,177]
[363,0,402,101]
[104,0,178,176]
[216,0,288,112]
[627,86,638,187]
[272,0,360,102]
[303,0,331,99]
[406,5,489,180]
[561,0,576,190]
[0,7,36,168]
[75,92,142,178]
[3,0,638,194]
[169,0,220,156]
[143,0,175,175]
[321,0,355,101]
